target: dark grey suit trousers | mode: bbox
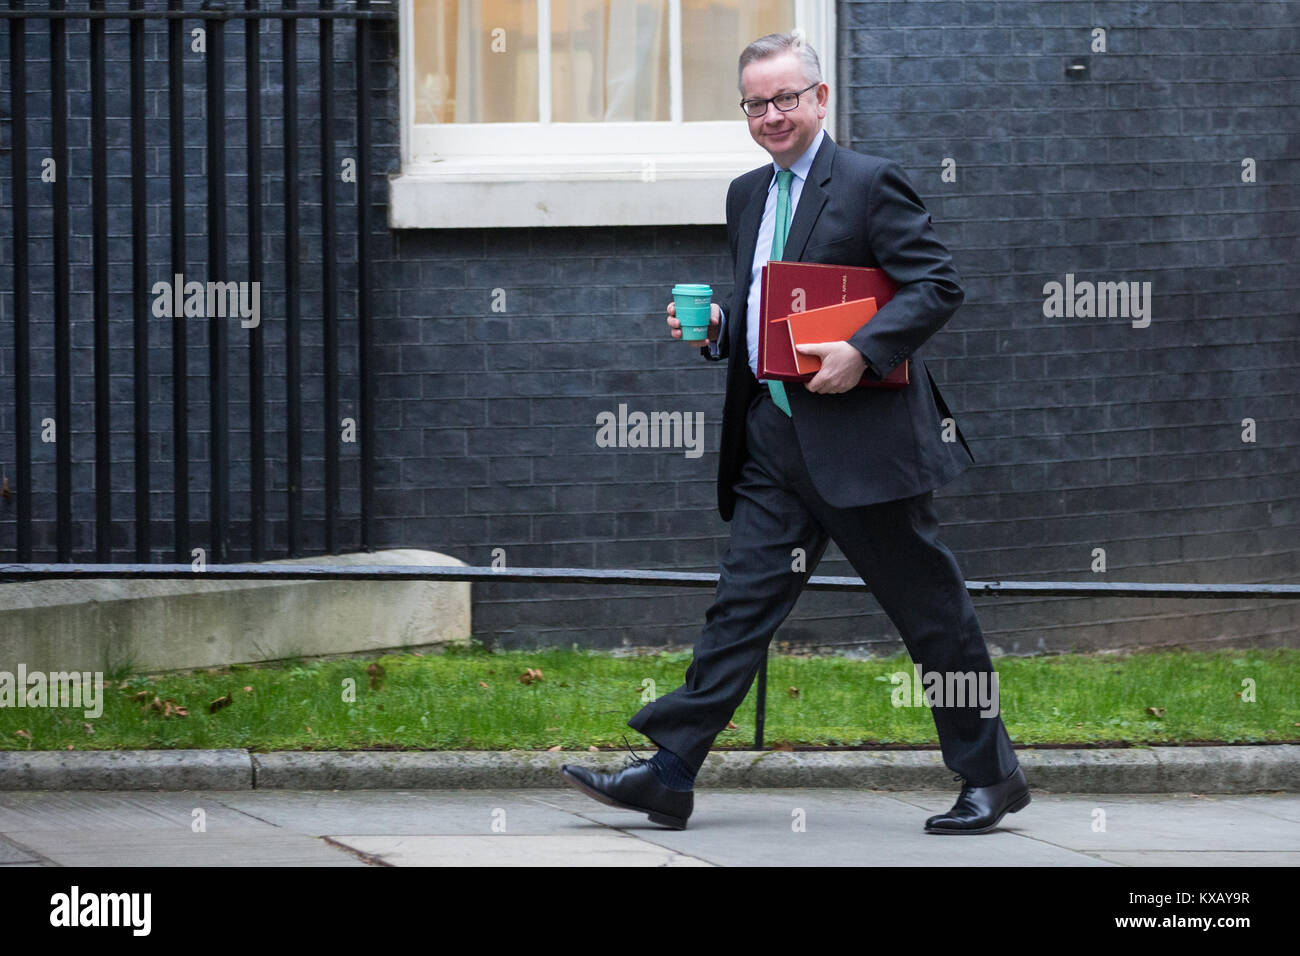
[629,378,1021,787]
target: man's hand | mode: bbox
[666,301,722,342]
[795,341,867,394]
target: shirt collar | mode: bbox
[772,127,825,186]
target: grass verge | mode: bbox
[1,647,1295,752]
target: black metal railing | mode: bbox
[1,0,393,563]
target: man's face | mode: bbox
[740,51,828,168]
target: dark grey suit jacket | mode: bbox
[704,131,975,521]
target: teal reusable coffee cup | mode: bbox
[672,283,713,344]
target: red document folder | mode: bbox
[758,260,908,388]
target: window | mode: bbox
[391,0,837,227]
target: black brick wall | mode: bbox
[1,1,1297,655]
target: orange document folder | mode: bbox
[784,297,878,376]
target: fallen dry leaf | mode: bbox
[519,668,544,685]
[209,694,233,714]
[726,721,738,730]
[15,730,31,740]
[588,745,600,752]
[66,744,74,751]
[787,687,800,698]
[131,690,148,702]
[478,681,489,688]
[162,699,188,719]
[771,741,794,751]
[242,686,253,694]
[1146,707,1166,717]
[83,722,95,735]
[547,744,562,752]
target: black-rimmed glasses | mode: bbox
[740,82,819,118]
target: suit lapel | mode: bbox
[732,169,771,355]
[732,132,838,356]
[783,133,835,262]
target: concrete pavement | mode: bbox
[1,788,1297,866]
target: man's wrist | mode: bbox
[852,343,881,378]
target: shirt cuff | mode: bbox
[708,309,726,358]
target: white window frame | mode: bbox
[389,0,837,228]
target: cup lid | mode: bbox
[672,283,712,295]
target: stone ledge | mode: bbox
[0,549,471,673]
[3,746,1294,793]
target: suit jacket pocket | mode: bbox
[805,234,859,261]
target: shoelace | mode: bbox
[954,771,1016,789]
[620,734,651,770]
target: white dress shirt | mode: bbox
[709,127,825,378]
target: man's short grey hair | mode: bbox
[737,32,824,95]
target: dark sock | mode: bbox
[648,747,697,792]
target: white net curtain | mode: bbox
[413,0,794,125]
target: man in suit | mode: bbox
[562,32,1029,834]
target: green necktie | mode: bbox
[767,169,794,416]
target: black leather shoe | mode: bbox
[924,766,1030,835]
[560,747,693,830]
